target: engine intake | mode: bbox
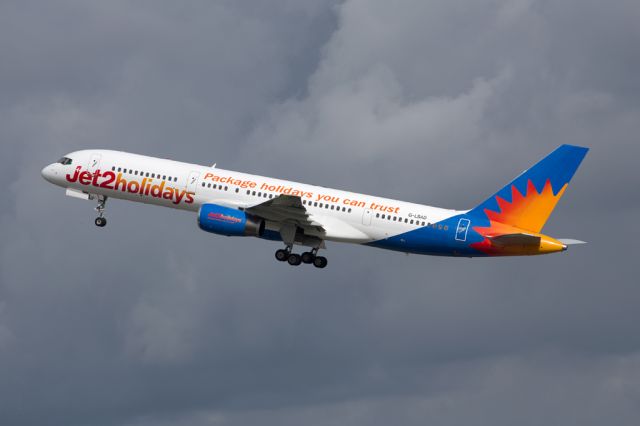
[198,203,265,237]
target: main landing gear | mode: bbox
[94,196,108,227]
[275,246,327,269]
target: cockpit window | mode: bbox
[57,157,73,165]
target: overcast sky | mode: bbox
[1,0,639,425]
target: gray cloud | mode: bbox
[1,0,639,425]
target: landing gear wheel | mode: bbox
[94,196,108,228]
[301,252,315,264]
[313,256,328,269]
[287,253,302,266]
[275,249,289,262]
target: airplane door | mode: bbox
[88,154,101,172]
[362,209,372,226]
[187,171,200,194]
[455,218,471,242]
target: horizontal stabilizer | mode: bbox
[488,233,540,248]
[558,239,587,245]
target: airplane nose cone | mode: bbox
[41,164,57,183]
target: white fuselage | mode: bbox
[42,149,463,245]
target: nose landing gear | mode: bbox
[94,196,108,227]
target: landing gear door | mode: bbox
[187,171,200,195]
[88,154,101,172]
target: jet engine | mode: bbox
[198,203,265,237]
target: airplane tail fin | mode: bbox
[468,144,589,233]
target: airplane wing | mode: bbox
[244,195,326,234]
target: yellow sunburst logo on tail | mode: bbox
[483,178,566,233]
[470,179,568,255]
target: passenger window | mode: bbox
[235,188,239,193]
[382,214,385,219]
[112,166,115,171]
[201,182,205,187]
[314,202,318,207]
[246,190,250,195]
[225,186,228,191]
[252,191,256,196]
[348,208,352,213]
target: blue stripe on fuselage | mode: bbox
[365,214,488,257]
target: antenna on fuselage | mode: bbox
[211,163,217,168]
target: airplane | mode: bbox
[41,144,589,268]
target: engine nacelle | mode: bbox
[198,203,265,237]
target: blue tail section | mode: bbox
[366,144,589,257]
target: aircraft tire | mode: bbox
[95,217,107,227]
[301,252,315,264]
[287,253,302,266]
[313,256,328,269]
[275,249,289,262]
